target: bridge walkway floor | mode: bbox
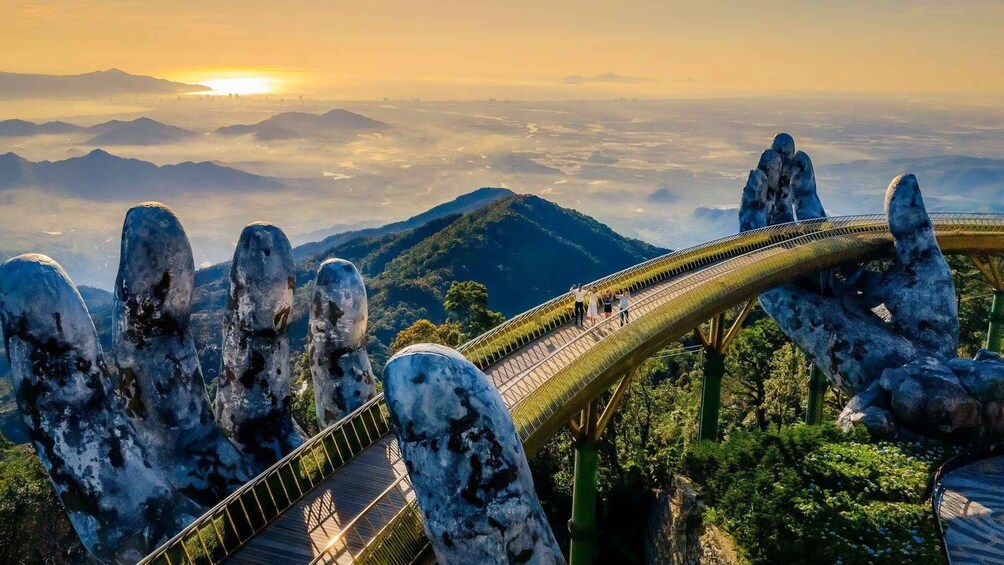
[936,455,1004,565]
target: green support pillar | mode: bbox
[805,364,827,425]
[568,437,599,565]
[568,400,601,565]
[697,348,725,442]
[987,290,1004,353]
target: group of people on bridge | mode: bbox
[571,284,630,328]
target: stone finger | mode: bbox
[383,344,565,565]
[790,150,825,220]
[759,283,918,396]
[309,258,377,427]
[114,202,253,504]
[766,133,796,224]
[215,222,304,469]
[0,254,200,563]
[739,169,768,232]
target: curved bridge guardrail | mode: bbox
[140,213,1004,565]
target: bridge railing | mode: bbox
[141,213,1004,565]
[138,396,393,565]
[460,218,815,369]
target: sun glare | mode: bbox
[197,76,277,96]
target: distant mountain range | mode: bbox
[0,117,199,145]
[0,108,387,144]
[0,119,81,136]
[0,68,206,98]
[216,109,388,140]
[819,155,1004,214]
[0,149,281,199]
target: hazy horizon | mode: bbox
[4,1,1004,100]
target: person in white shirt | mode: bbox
[586,289,599,327]
[617,290,630,326]
[571,284,586,326]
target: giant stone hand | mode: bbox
[741,134,1004,440]
[0,203,370,561]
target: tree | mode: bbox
[390,319,463,353]
[444,281,505,338]
[763,343,809,430]
[291,351,319,436]
[0,438,86,563]
[722,316,789,432]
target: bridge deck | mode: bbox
[935,455,1004,565]
[226,270,686,563]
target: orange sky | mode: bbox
[2,1,1003,99]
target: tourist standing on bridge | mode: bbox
[602,291,614,320]
[586,288,599,327]
[571,284,586,326]
[618,289,630,326]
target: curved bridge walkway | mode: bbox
[139,214,1004,565]
[934,454,1004,564]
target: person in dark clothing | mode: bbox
[571,284,585,326]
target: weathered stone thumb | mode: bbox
[309,258,377,427]
[383,344,566,565]
[0,254,201,563]
[739,169,768,232]
[882,174,959,359]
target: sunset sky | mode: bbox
[2,0,1003,98]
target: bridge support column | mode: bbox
[695,300,757,442]
[569,401,599,565]
[698,347,724,442]
[567,373,633,565]
[805,364,827,425]
[971,256,1004,353]
[988,291,1004,353]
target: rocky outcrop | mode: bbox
[382,344,565,565]
[308,258,377,427]
[645,476,737,565]
[0,254,201,563]
[214,222,304,469]
[741,134,1004,440]
[113,203,252,504]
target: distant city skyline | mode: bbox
[2,1,1003,100]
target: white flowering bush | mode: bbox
[683,425,947,564]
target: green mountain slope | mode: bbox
[186,193,665,374]
[1,193,666,441]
